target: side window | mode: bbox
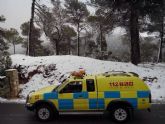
[61,81,82,93]
[86,79,95,92]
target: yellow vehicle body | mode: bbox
[26,72,151,112]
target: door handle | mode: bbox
[77,95,84,99]
[78,95,83,98]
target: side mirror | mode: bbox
[59,89,63,94]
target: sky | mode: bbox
[0,0,31,32]
[0,0,95,54]
[0,0,94,33]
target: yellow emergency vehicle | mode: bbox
[26,71,151,122]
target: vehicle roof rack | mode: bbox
[102,71,131,77]
[128,72,139,77]
[104,71,126,74]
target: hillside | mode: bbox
[10,54,165,102]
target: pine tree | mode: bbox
[91,0,156,65]
[143,0,165,62]
[35,0,77,55]
[88,9,114,52]
[0,15,12,75]
[62,25,77,54]
[64,0,89,56]
[29,0,36,56]
[35,0,66,55]
[5,28,23,54]
[20,22,45,56]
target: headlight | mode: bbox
[29,90,35,95]
[26,90,35,103]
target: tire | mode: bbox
[36,104,54,122]
[111,106,130,123]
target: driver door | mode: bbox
[58,80,88,111]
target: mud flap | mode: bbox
[147,108,151,112]
[129,108,134,120]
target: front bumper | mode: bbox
[25,92,35,111]
[25,103,34,111]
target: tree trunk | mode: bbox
[130,6,140,65]
[99,25,107,52]
[76,0,80,56]
[158,19,164,63]
[77,23,80,56]
[26,43,28,55]
[84,35,87,57]
[28,0,35,56]
[55,39,59,55]
[158,2,164,63]
[13,42,16,54]
[68,38,71,55]
[100,25,103,51]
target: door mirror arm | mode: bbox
[59,90,63,94]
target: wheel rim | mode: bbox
[38,108,50,120]
[114,108,127,121]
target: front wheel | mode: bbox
[36,105,54,121]
[111,106,130,122]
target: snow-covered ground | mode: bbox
[0,97,25,104]
[1,54,165,103]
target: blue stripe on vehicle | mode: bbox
[44,92,58,100]
[89,99,105,109]
[89,99,97,109]
[137,91,150,98]
[58,99,73,109]
[104,91,120,98]
[122,98,137,108]
[98,99,105,109]
[73,92,88,99]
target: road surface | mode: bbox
[0,103,165,124]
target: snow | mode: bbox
[5,69,17,71]
[20,74,59,98]
[140,32,159,38]
[112,27,126,35]
[1,54,165,103]
[0,76,6,79]
[0,97,25,104]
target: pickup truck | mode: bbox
[26,72,151,122]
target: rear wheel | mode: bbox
[36,105,54,121]
[111,106,130,122]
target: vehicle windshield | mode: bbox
[53,85,60,92]
[53,79,68,92]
